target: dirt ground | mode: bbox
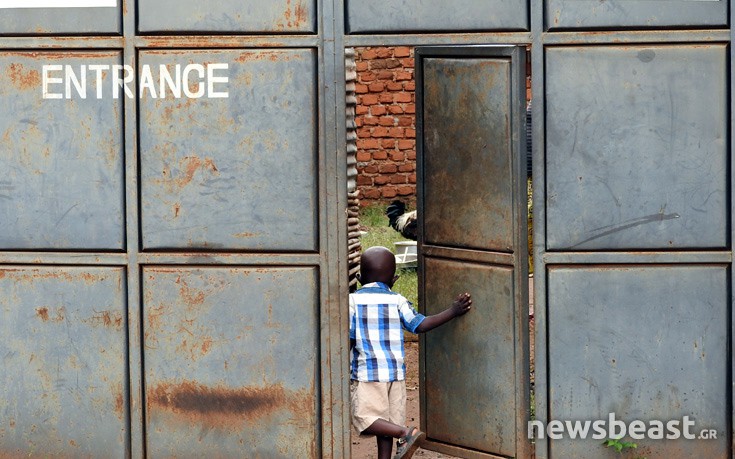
[350,340,459,459]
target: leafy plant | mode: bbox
[602,438,646,459]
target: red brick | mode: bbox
[386,81,403,91]
[381,139,396,149]
[363,116,378,126]
[381,187,398,198]
[376,48,392,58]
[355,117,363,127]
[407,150,416,160]
[379,94,394,104]
[399,163,414,172]
[403,81,415,91]
[397,185,414,196]
[394,47,411,58]
[356,151,372,162]
[360,71,376,82]
[390,151,405,161]
[397,116,413,127]
[400,58,414,68]
[404,128,416,138]
[363,165,378,174]
[373,150,388,160]
[357,127,372,138]
[379,164,398,173]
[379,116,394,127]
[395,71,413,81]
[377,70,394,80]
[356,61,368,72]
[355,84,368,94]
[363,188,381,199]
[361,94,379,105]
[374,175,389,185]
[388,105,404,114]
[369,82,385,92]
[404,104,416,114]
[369,59,387,70]
[357,175,373,186]
[356,105,369,115]
[388,127,404,138]
[390,174,407,184]
[408,173,416,184]
[357,138,379,149]
[394,92,412,103]
[385,58,401,69]
[361,49,377,59]
[373,126,389,138]
[398,139,415,150]
[370,105,387,116]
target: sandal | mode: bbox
[393,426,425,459]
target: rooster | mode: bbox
[386,200,417,241]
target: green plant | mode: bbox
[602,438,646,459]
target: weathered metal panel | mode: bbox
[423,257,517,456]
[0,51,125,250]
[422,57,514,253]
[143,266,319,457]
[347,0,527,33]
[0,4,120,35]
[546,45,728,251]
[546,0,728,30]
[547,265,729,458]
[138,0,316,34]
[0,266,128,457]
[140,49,318,251]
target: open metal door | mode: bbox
[416,46,530,459]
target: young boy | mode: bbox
[350,246,472,459]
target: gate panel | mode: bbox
[346,0,527,33]
[0,266,128,457]
[0,51,125,250]
[142,266,319,457]
[423,57,514,252]
[0,3,120,35]
[417,46,529,458]
[547,265,729,458]
[546,45,728,251]
[545,0,727,30]
[140,49,318,252]
[423,257,516,456]
[137,0,316,34]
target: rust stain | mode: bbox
[175,276,206,307]
[200,337,213,355]
[233,232,258,238]
[171,156,219,189]
[173,203,181,218]
[35,307,49,321]
[115,391,124,420]
[7,63,40,90]
[147,381,312,429]
[69,440,78,448]
[0,270,6,280]
[85,310,124,330]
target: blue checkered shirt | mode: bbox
[349,282,426,382]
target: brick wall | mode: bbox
[355,46,416,205]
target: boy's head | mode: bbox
[359,246,397,287]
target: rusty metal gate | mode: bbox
[0,0,732,458]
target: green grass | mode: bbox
[359,204,418,308]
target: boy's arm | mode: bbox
[414,292,471,333]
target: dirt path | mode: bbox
[350,340,459,459]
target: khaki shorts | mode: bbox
[350,379,406,436]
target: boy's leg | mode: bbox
[364,420,412,459]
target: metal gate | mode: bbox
[0,0,732,458]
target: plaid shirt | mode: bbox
[349,282,426,382]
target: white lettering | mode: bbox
[666,420,681,439]
[139,64,157,99]
[682,416,695,440]
[42,64,63,99]
[648,420,664,440]
[591,419,607,440]
[159,64,181,99]
[65,64,86,99]
[182,64,205,99]
[207,63,229,98]
[565,420,591,439]
[88,64,108,99]
[528,420,544,440]
[628,420,646,440]
[547,420,564,440]
[112,64,134,99]
[609,412,626,439]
